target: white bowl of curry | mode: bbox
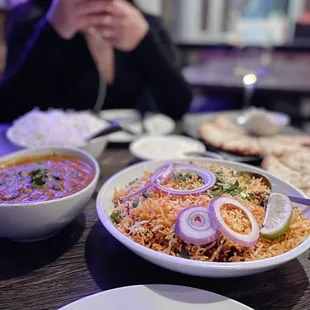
[0,148,100,241]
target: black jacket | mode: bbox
[0,1,192,122]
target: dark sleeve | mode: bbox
[0,13,98,123]
[131,15,193,120]
[0,16,64,122]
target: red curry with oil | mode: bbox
[0,154,95,204]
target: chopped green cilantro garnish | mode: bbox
[132,198,139,208]
[142,191,152,199]
[128,178,139,186]
[179,250,190,259]
[207,170,255,200]
[110,210,122,224]
[29,169,48,186]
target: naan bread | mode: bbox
[212,116,245,134]
[262,152,310,191]
[200,118,261,156]
[199,122,241,148]
[220,137,261,156]
[200,116,310,157]
[258,138,308,156]
[272,135,310,146]
[280,151,310,174]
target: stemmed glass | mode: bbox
[230,0,271,110]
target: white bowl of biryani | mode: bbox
[96,159,310,278]
[6,109,109,159]
[0,147,100,241]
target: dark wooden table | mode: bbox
[0,127,309,310]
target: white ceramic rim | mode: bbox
[244,110,290,124]
[59,284,253,310]
[268,111,290,125]
[99,109,139,120]
[99,109,176,143]
[0,147,100,207]
[129,135,206,161]
[96,159,310,272]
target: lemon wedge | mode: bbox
[261,193,293,240]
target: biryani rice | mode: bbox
[111,165,310,262]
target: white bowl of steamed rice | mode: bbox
[6,109,108,159]
[96,159,310,278]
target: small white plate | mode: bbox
[59,285,253,310]
[99,109,176,143]
[130,135,206,161]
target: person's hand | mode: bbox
[47,0,113,40]
[94,0,149,51]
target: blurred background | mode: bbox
[139,0,310,132]
[2,0,310,131]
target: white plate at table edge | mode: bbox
[59,285,253,310]
[96,158,310,278]
[130,135,206,161]
[99,109,176,143]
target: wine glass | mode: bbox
[230,0,271,110]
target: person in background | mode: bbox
[0,0,192,122]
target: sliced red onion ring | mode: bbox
[175,206,220,245]
[120,162,175,201]
[120,183,153,201]
[154,162,175,182]
[151,164,216,196]
[209,197,260,248]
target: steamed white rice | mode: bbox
[7,109,108,148]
